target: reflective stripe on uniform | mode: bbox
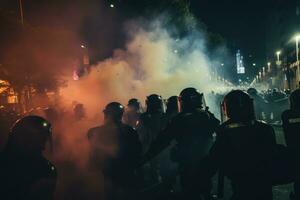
[288,118,300,124]
[226,120,255,129]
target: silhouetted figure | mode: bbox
[210,90,277,200]
[136,94,168,189]
[123,98,142,129]
[282,89,300,200]
[166,96,179,122]
[144,88,220,200]
[247,88,268,120]
[73,103,86,121]
[137,94,167,154]
[87,102,142,200]
[0,116,57,200]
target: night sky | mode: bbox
[190,0,269,55]
[0,0,296,65]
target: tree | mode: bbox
[0,12,80,111]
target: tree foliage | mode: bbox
[0,12,79,94]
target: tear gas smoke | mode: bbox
[60,18,229,119]
[3,15,231,199]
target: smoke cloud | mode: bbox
[60,17,227,118]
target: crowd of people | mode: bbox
[0,87,300,200]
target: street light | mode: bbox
[267,62,271,72]
[110,4,115,8]
[276,51,281,62]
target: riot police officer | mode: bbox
[210,90,277,200]
[0,116,57,200]
[137,94,167,154]
[247,87,269,120]
[87,102,142,200]
[123,98,142,129]
[144,88,220,200]
[135,94,168,191]
[282,89,300,199]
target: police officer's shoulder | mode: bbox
[218,119,260,131]
[139,112,150,121]
[171,112,187,121]
[217,120,231,131]
[87,126,102,139]
[34,156,57,177]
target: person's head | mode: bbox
[179,87,204,112]
[146,94,164,114]
[127,98,141,111]
[247,88,258,96]
[7,116,52,156]
[166,96,179,114]
[290,89,300,111]
[73,103,85,120]
[222,90,255,121]
[103,102,125,123]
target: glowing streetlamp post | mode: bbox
[276,51,281,63]
[267,62,271,73]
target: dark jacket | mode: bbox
[0,151,57,200]
[88,122,142,186]
[210,120,277,200]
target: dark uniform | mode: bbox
[137,94,167,154]
[136,94,168,191]
[145,88,220,200]
[210,90,277,200]
[282,89,300,199]
[88,102,142,200]
[0,116,57,200]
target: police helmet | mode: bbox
[179,87,203,111]
[146,94,164,113]
[222,90,255,121]
[128,98,140,109]
[166,96,179,113]
[247,88,258,96]
[290,89,300,110]
[8,115,52,153]
[103,102,125,120]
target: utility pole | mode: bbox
[19,0,24,27]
